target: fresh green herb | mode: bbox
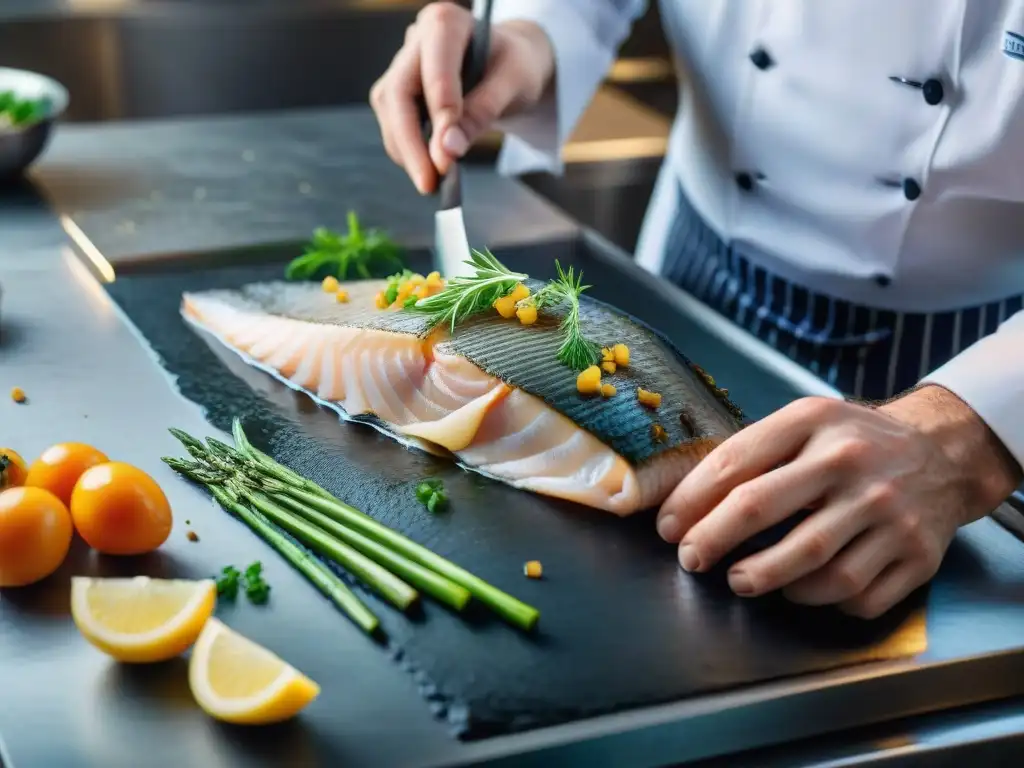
[0,92,49,129]
[407,248,527,332]
[520,260,600,370]
[284,211,404,281]
[415,479,448,513]
[243,561,272,605]
[162,420,540,632]
[407,250,598,370]
[426,490,448,514]
[383,269,416,306]
[215,565,241,600]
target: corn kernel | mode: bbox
[321,275,339,293]
[516,304,538,326]
[509,283,531,302]
[426,274,444,291]
[601,361,616,375]
[396,282,415,302]
[9,386,26,404]
[493,295,517,319]
[651,424,668,442]
[335,289,349,303]
[637,388,662,409]
[613,343,630,366]
[600,383,617,397]
[576,365,602,395]
[523,560,543,579]
[412,284,427,299]
[408,273,425,285]
[601,347,615,363]
[426,271,441,283]
[374,291,388,309]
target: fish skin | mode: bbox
[184,279,745,466]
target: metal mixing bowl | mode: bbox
[0,67,69,182]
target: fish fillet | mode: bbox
[181,279,745,515]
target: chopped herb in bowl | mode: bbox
[0,92,50,132]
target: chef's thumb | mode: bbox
[440,63,524,164]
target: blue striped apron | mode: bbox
[660,190,1024,401]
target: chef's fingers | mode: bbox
[657,397,831,541]
[417,2,475,172]
[456,45,525,146]
[838,560,925,620]
[675,458,832,574]
[725,496,872,598]
[777,525,897,605]
[370,47,407,168]
[370,40,436,195]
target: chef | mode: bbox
[370,1,1024,619]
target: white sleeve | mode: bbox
[491,0,649,176]
[920,309,1024,470]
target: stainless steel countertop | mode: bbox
[4,106,1024,768]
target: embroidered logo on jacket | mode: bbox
[1005,30,1024,60]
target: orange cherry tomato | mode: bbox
[70,462,172,556]
[25,442,110,507]
[0,486,74,587]
[0,448,28,490]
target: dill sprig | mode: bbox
[521,260,600,370]
[285,211,404,281]
[407,248,527,331]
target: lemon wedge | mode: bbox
[188,618,320,724]
[71,576,216,663]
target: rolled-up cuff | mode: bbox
[492,0,619,176]
[920,313,1024,470]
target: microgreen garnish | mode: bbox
[518,261,600,370]
[243,561,272,605]
[407,249,527,331]
[414,478,448,513]
[214,562,271,604]
[285,211,404,281]
[215,565,241,600]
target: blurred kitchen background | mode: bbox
[0,0,675,255]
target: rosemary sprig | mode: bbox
[284,211,405,281]
[407,248,527,332]
[520,260,600,370]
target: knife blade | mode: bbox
[419,0,493,279]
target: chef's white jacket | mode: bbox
[492,0,1024,468]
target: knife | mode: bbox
[991,488,1024,543]
[419,0,494,279]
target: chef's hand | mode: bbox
[657,385,1022,619]
[370,2,555,194]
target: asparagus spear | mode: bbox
[208,485,382,637]
[172,424,542,631]
[240,489,420,613]
[270,491,471,611]
[272,485,539,631]
[231,418,333,501]
[162,457,381,637]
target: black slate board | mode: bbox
[102,235,926,740]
